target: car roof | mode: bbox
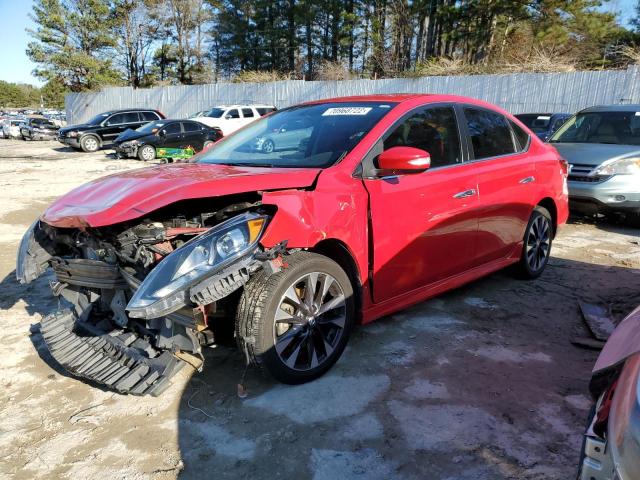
[102,108,160,115]
[580,105,640,113]
[515,113,569,116]
[208,105,275,109]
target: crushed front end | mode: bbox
[17,200,276,396]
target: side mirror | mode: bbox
[376,146,431,176]
[224,114,232,120]
[158,129,166,137]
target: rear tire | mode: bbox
[80,135,100,153]
[137,145,155,161]
[515,206,553,279]
[626,211,640,228]
[236,251,354,384]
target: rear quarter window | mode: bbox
[510,120,530,151]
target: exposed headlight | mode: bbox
[67,131,78,137]
[592,157,640,176]
[126,212,268,319]
[120,140,139,148]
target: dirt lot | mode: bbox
[0,138,639,480]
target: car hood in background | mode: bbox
[41,163,321,228]
[59,123,95,134]
[552,143,640,167]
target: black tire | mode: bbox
[515,206,553,279]
[261,139,275,153]
[236,251,355,384]
[137,144,156,161]
[80,135,100,153]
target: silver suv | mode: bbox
[550,105,640,224]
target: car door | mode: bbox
[362,105,479,303]
[158,122,183,148]
[223,108,242,134]
[101,113,133,144]
[240,108,257,129]
[461,106,535,267]
[180,121,206,150]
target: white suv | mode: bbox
[194,104,276,136]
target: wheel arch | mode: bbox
[80,132,102,147]
[536,197,558,237]
[310,239,363,323]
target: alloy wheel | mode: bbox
[140,145,155,161]
[526,215,550,272]
[262,139,274,153]
[273,272,346,371]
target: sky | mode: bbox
[0,0,636,87]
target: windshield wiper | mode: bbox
[217,162,276,168]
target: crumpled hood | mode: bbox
[114,128,147,144]
[552,143,640,167]
[41,163,321,228]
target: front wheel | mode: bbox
[137,144,155,161]
[515,206,553,279]
[236,251,354,384]
[261,139,275,153]
[80,135,100,152]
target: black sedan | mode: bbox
[113,119,223,161]
[20,118,59,141]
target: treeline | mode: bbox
[0,81,66,109]
[27,0,640,93]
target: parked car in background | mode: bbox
[195,104,276,136]
[2,119,25,139]
[189,110,208,118]
[113,119,222,161]
[515,113,571,142]
[549,105,640,224]
[577,304,640,480]
[16,94,568,395]
[58,109,165,152]
[253,116,313,153]
[20,117,59,141]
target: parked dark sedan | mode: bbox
[113,119,223,161]
[20,117,59,140]
[515,113,571,142]
[577,305,640,480]
[58,109,165,152]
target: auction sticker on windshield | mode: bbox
[322,107,372,116]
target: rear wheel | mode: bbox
[515,206,553,279]
[236,251,354,384]
[80,135,99,153]
[137,144,155,161]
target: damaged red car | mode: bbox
[16,95,569,395]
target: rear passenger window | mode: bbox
[227,109,240,119]
[510,120,530,151]
[241,108,255,118]
[141,111,159,121]
[182,122,200,132]
[464,108,516,159]
[122,112,140,123]
[383,106,461,168]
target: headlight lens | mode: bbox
[120,140,139,148]
[592,157,640,176]
[126,212,268,319]
[68,131,78,137]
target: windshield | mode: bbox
[551,111,640,145]
[516,114,552,133]
[197,102,396,168]
[86,113,109,125]
[136,121,167,133]
[206,108,226,118]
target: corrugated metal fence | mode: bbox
[66,66,640,124]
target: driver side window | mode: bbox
[161,123,181,135]
[383,106,462,168]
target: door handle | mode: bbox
[519,176,535,184]
[453,189,477,199]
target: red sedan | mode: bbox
[17,94,569,394]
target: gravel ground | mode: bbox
[0,139,639,480]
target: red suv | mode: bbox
[17,95,569,395]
